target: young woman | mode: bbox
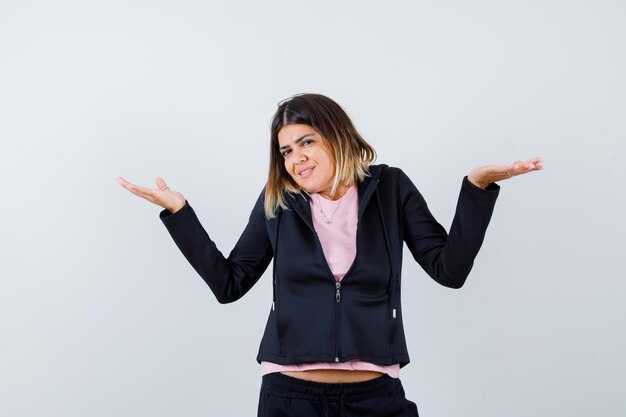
[116,93,543,417]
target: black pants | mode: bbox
[257,372,419,417]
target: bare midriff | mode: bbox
[280,369,384,383]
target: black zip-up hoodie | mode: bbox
[159,164,500,368]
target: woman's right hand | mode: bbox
[115,176,186,214]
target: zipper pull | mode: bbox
[336,281,341,302]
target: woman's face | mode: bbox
[277,124,340,200]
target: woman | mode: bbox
[116,93,543,417]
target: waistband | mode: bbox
[261,371,403,402]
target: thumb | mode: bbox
[155,176,167,190]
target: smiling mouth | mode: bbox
[299,167,315,177]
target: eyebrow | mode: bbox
[279,133,316,151]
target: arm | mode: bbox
[159,191,273,303]
[399,170,500,288]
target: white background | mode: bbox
[1,0,624,416]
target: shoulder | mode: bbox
[368,163,411,184]
[368,164,423,204]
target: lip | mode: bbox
[297,166,315,177]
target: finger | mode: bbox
[155,176,169,191]
[117,177,145,193]
[524,162,544,172]
[509,159,535,172]
[127,183,158,199]
[511,160,544,177]
[526,156,543,164]
[504,161,520,174]
[116,176,130,188]
[517,156,543,167]
[521,157,542,169]
[505,162,521,175]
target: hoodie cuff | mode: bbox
[463,175,500,193]
[159,200,194,226]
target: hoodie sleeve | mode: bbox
[159,190,273,303]
[399,170,500,288]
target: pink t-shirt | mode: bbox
[260,184,401,378]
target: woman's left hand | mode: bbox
[467,156,544,189]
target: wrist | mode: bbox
[168,201,186,214]
[467,174,486,190]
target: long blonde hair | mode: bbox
[264,93,377,218]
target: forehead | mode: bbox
[277,124,319,146]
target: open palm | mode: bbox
[115,176,186,213]
[468,156,544,189]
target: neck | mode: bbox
[318,183,350,201]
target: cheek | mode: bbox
[284,160,297,179]
[319,152,335,172]
[318,146,334,166]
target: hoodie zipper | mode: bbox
[335,281,341,361]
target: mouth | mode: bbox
[297,166,315,178]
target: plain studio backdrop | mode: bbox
[1,0,624,416]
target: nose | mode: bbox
[292,146,307,163]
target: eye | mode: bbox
[302,139,313,146]
[281,149,292,157]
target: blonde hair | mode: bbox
[264,93,377,218]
